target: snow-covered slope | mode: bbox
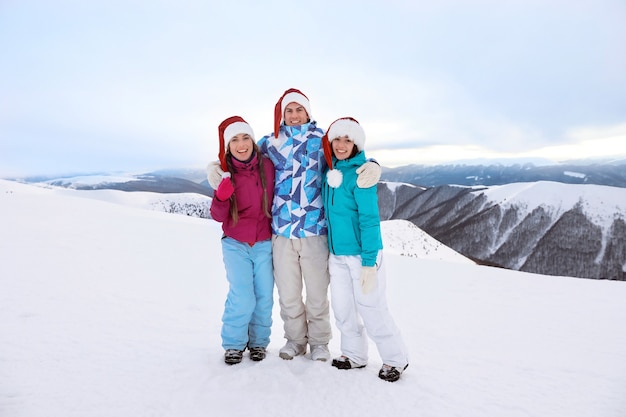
[381,219,473,263]
[479,181,626,230]
[1,179,626,417]
[379,181,626,279]
[17,181,471,261]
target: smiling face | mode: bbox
[283,102,309,126]
[227,133,254,161]
[331,136,356,161]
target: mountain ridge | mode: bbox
[8,158,626,190]
[378,181,626,280]
[10,161,626,280]
[380,161,626,188]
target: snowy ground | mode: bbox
[1,179,625,417]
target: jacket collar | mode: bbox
[333,150,366,169]
[231,151,258,171]
[283,120,316,137]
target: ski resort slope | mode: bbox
[1,180,625,417]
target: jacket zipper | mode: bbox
[328,187,335,254]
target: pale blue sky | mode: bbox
[1,0,625,177]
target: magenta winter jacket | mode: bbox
[210,153,275,245]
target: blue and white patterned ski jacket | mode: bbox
[258,121,328,239]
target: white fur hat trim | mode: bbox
[327,169,343,188]
[326,118,365,151]
[281,91,312,121]
[223,121,255,142]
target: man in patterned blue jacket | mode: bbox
[258,88,381,362]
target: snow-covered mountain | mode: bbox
[2,179,466,262]
[2,179,625,417]
[15,170,626,280]
[34,172,213,196]
[13,158,626,194]
[379,181,626,280]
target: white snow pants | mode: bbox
[329,251,409,368]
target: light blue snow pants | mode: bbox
[220,237,274,351]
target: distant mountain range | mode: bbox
[380,160,626,188]
[14,159,626,280]
[35,173,214,197]
[15,159,626,192]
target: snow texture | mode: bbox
[1,179,626,417]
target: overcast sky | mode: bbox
[1,0,625,177]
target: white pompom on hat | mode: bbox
[218,116,255,171]
[322,117,366,188]
[273,88,312,138]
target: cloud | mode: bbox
[529,123,626,161]
[1,0,625,176]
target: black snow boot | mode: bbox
[224,349,243,365]
[331,356,366,370]
[249,347,267,362]
[378,364,408,382]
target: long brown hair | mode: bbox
[224,142,272,225]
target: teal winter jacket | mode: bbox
[322,151,383,267]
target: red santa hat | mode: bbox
[218,116,255,171]
[273,88,312,138]
[322,117,366,188]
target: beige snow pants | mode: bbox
[272,235,332,346]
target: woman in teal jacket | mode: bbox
[322,117,409,382]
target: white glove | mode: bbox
[356,161,381,188]
[360,266,377,294]
[206,161,225,190]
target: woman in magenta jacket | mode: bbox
[210,116,275,365]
